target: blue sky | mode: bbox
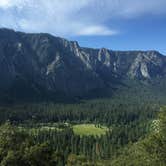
[0,0,166,54]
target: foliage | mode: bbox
[0,123,64,166]
[110,107,166,166]
[0,97,163,165]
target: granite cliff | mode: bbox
[0,28,165,101]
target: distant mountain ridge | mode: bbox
[0,28,166,101]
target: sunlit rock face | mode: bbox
[128,51,165,79]
[0,28,165,100]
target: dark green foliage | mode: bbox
[0,93,164,165]
[110,107,166,166]
[0,97,160,165]
[0,123,65,166]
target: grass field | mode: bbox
[18,123,109,137]
[73,124,109,136]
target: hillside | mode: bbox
[0,28,166,102]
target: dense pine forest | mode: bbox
[0,91,165,165]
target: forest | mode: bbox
[0,92,165,165]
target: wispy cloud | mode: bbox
[0,0,166,36]
[77,25,118,36]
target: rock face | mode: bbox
[0,28,166,100]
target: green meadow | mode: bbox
[73,124,109,136]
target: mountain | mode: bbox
[0,28,166,102]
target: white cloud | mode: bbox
[77,25,118,36]
[0,0,11,8]
[0,0,166,36]
[0,0,29,9]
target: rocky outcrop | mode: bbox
[128,51,165,79]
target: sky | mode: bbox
[0,0,166,54]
